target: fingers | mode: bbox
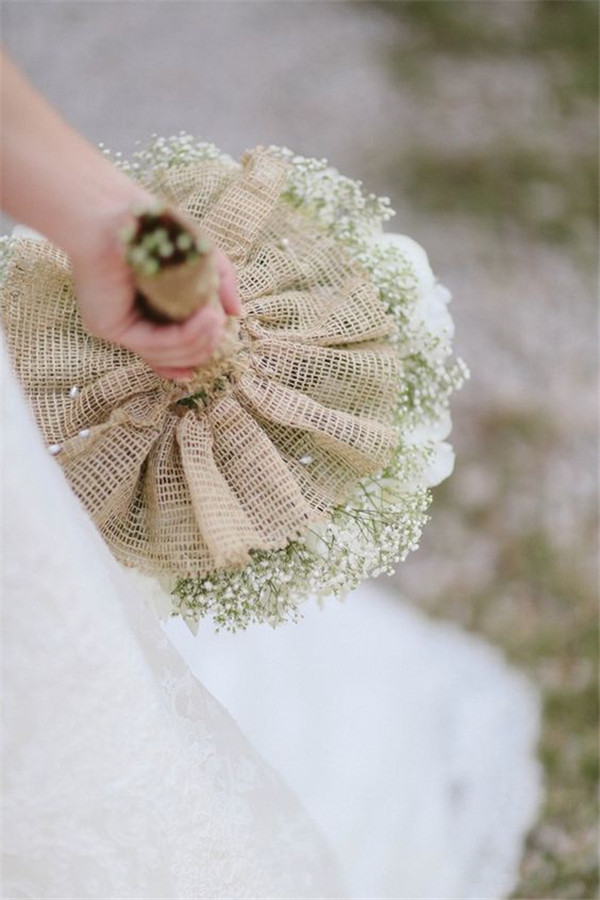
[123,305,226,369]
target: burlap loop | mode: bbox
[1,147,403,578]
[186,149,289,265]
[177,412,268,570]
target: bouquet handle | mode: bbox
[121,204,220,324]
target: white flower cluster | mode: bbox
[172,485,431,633]
[266,145,395,230]
[113,132,237,179]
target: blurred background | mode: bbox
[2,1,597,896]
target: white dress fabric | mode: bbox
[1,227,543,899]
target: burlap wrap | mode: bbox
[1,148,402,577]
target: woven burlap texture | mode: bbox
[1,147,402,578]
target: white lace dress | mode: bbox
[1,231,543,899]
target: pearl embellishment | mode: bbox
[48,444,63,456]
[298,454,313,465]
[278,237,290,250]
[78,428,91,438]
[68,385,80,399]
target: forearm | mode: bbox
[0,51,146,258]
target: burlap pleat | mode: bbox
[0,147,402,578]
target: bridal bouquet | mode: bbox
[0,135,466,630]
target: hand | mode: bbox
[71,199,241,381]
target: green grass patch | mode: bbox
[396,146,597,244]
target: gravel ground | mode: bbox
[2,2,598,896]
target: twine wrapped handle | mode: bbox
[121,203,220,324]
